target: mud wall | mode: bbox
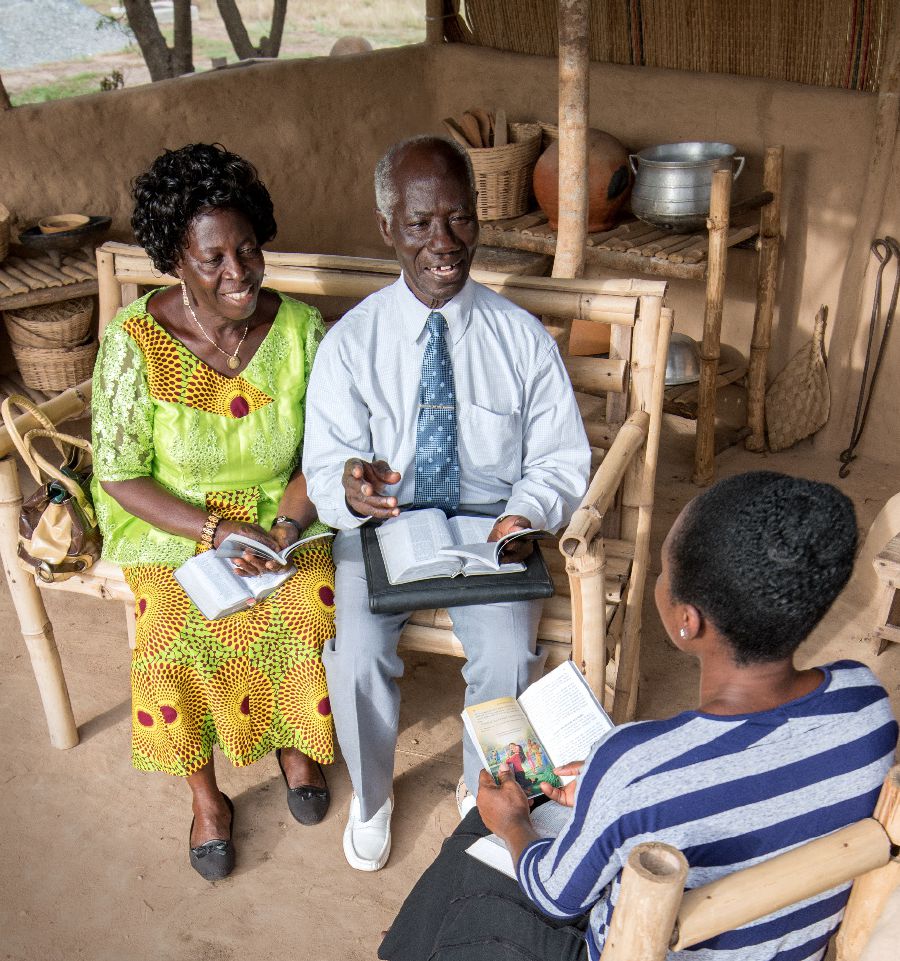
[1,42,896,464]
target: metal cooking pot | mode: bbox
[629,142,745,233]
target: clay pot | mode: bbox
[533,129,632,232]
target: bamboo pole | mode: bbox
[674,818,893,951]
[0,456,79,748]
[835,765,900,961]
[614,300,670,721]
[0,381,92,459]
[96,246,122,335]
[692,169,733,486]
[566,537,608,702]
[425,0,444,43]
[565,357,628,395]
[599,843,689,961]
[745,145,784,452]
[560,411,649,557]
[552,0,589,282]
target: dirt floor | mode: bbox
[1,416,898,961]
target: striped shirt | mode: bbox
[517,661,897,961]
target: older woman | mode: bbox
[380,471,898,961]
[92,143,334,881]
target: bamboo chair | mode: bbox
[596,764,900,961]
[0,242,672,749]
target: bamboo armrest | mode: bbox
[0,380,93,459]
[560,410,649,558]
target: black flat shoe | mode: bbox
[276,748,330,825]
[189,793,235,881]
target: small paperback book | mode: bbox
[463,660,614,877]
[376,508,551,586]
[175,529,334,621]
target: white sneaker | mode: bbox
[456,775,477,818]
[343,793,392,871]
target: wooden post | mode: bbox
[96,245,121,335]
[425,0,444,43]
[0,456,78,748]
[566,538,607,696]
[835,765,900,961]
[125,601,137,650]
[614,298,669,722]
[549,0,590,356]
[745,145,784,452]
[599,842,688,961]
[692,169,732,486]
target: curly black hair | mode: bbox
[131,143,277,274]
[667,471,857,664]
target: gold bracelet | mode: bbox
[200,512,222,549]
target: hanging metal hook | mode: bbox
[839,236,900,477]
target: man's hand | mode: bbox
[476,766,532,836]
[539,760,584,807]
[342,458,402,519]
[488,514,534,563]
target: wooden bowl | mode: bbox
[38,214,90,235]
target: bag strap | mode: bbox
[20,428,95,523]
[0,394,67,484]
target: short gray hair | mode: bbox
[374,135,476,220]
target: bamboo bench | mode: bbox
[596,764,900,961]
[0,242,672,749]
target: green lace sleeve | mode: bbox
[92,319,154,482]
[304,306,325,384]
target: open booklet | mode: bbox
[174,529,334,621]
[462,659,614,876]
[375,508,551,586]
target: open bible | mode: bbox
[175,529,334,620]
[375,508,550,585]
[462,660,614,877]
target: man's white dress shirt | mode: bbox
[303,275,590,531]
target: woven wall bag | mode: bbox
[765,306,831,451]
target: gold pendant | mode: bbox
[227,355,240,370]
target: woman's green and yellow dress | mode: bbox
[91,290,335,777]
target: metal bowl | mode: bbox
[665,332,701,386]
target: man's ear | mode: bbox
[375,209,393,248]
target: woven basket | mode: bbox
[0,203,9,264]
[467,122,542,221]
[3,297,94,349]
[765,306,831,451]
[11,338,98,392]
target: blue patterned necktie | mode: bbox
[414,311,460,510]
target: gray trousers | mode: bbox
[324,528,547,822]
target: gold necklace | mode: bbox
[181,281,248,371]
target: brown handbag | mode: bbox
[0,394,101,582]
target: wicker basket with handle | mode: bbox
[765,306,831,451]
[467,122,542,221]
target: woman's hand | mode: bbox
[270,519,302,551]
[477,766,540,866]
[214,519,286,576]
[539,760,584,807]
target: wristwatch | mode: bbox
[274,515,302,532]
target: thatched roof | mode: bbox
[443,0,891,93]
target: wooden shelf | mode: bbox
[479,194,771,282]
[0,250,98,310]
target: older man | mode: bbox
[303,135,590,871]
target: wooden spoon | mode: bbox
[466,107,492,148]
[493,107,508,147]
[457,111,483,148]
[442,117,473,149]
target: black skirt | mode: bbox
[379,809,590,961]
